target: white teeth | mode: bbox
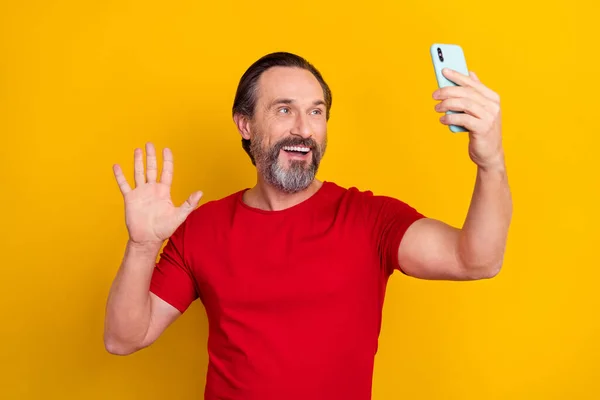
[283,146,310,153]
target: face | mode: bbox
[245,67,328,193]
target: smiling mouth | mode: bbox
[282,145,311,155]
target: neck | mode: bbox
[243,174,323,211]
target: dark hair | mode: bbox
[232,52,332,165]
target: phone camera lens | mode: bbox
[437,47,444,62]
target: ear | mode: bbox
[233,113,252,140]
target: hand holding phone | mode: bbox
[430,43,470,133]
[429,44,505,172]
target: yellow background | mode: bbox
[1,0,598,398]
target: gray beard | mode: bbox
[250,134,326,194]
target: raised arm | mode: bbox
[104,143,202,354]
[398,69,512,281]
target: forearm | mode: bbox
[458,157,512,276]
[104,240,162,353]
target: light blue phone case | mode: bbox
[430,43,469,133]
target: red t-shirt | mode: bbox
[150,181,425,399]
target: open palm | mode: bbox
[113,143,202,245]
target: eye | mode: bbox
[311,109,323,115]
[278,107,290,114]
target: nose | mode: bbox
[290,113,312,139]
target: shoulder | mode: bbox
[324,181,424,219]
[182,189,245,229]
[323,181,401,205]
[321,181,375,201]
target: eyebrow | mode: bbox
[269,98,326,108]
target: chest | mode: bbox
[190,215,383,316]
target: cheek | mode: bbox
[262,117,292,142]
[311,118,328,137]
[269,115,294,131]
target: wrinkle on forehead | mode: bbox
[256,67,325,110]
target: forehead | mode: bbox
[256,67,324,105]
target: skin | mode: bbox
[234,67,330,211]
[104,66,512,355]
[399,68,511,280]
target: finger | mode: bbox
[440,113,482,133]
[145,142,158,183]
[442,68,481,89]
[469,71,481,83]
[177,191,203,222]
[442,68,499,103]
[113,164,132,195]
[160,147,174,186]
[435,98,491,119]
[133,148,145,187]
[433,86,489,109]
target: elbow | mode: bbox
[456,244,505,280]
[479,263,502,279]
[103,333,143,356]
[463,260,503,280]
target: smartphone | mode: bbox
[430,43,469,133]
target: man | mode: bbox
[104,52,512,399]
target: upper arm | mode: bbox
[397,218,474,280]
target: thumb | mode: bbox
[178,190,203,219]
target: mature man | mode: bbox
[105,52,512,399]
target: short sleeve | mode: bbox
[149,218,198,313]
[365,193,426,275]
